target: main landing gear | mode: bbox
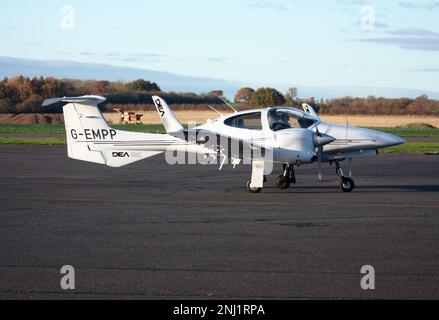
[276,164,296,190]
[246,180,262,193]
[245,161,355,193]
[335,161,355,192]
[246,176,266,193]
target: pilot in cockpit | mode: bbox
[269,111,291,131]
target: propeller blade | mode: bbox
[313,122,331,181]
[315,122,321,136]
[348,157,353,177]
[318,146,323,181]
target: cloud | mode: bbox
[106,52,167,62]
[398,1,416,8]
[355,27,439,51]
[77,51,168,62]
[398,1,439,9]
[337,0,366,5]
[206,57,228,62]
[248,2,286,11]
[354,21,389,30]
[411,67,439,72]
[387,28,439,36]
[359,37,439,51]
[374,22,390,29]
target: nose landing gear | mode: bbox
[276,164,296,190]
[335,161,355,192]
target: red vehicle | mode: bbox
[114,108,143,125]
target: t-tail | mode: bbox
[42,96,168,167]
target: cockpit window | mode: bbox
[268,108,315,131]
[224,112,263,130]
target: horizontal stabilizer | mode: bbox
[42,95,106,107]
[99,150,164,168]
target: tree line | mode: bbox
[0,76,223,114]
[1,76,438,116]
[235,87,439,116]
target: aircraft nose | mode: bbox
[376,132,405,148]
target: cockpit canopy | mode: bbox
[223,108,316,131]
[268,108,316,131]
[224,112,263,130]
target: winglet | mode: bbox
[302,103,321,121]
[152,96,184,133]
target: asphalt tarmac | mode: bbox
[0,146,438,299]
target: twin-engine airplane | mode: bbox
[42,95,405,193]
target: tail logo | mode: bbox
[112,152,130,158]
[155,99,165,117]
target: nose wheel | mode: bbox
[339,177,355,192]
[335,161,355,192]
[276,175,291,189]
[276,164,296,190]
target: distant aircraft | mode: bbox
[42,95,405,193]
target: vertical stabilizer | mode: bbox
[152,96,184,133]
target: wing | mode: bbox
[184,128,271,163]
[327,149,378,161]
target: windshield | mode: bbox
[268,108,315,131]
[224,112,263,130]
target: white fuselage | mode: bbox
[193,107,404,164]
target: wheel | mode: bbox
[339,177,355,192]
[276,175,291,189]
[246,180,262,193]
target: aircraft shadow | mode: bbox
[262,184,439,194]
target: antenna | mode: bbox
[218,96,238,113]
[207,105,224,117]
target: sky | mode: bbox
[1,0,439,92]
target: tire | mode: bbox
[276,175,291,190]
[339,177,355,192]
[246,180,262,193]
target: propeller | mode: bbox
[348,157,353,177]
[313,122,335,181]
[316,124,323,181]
[317,147,323,181]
